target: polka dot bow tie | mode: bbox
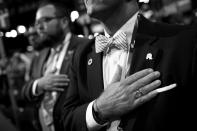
[95,32,128,53]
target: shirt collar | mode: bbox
[104,11,139,45]
[51,32,72,53]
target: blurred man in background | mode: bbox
[22,1,89,131]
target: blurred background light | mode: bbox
[5,32,11,38]
[71,10,79,22]
[77,34,84,38]
[139,0,150,3]
[10,29,17,38]
[17,25,26,34]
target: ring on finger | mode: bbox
[135,89,144,99]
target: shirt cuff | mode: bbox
[86,101,107,131]
[32,80,40,96]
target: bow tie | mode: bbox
[95,32,128,53]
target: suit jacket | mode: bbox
[22,35,90,131]
[0,111,18,131]
[62,15,197,131]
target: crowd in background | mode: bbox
[0,0,197,131]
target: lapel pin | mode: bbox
[146,53,153,60]
[88,58,93,65]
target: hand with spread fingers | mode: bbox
[36,74,70,94]
[93,69,176,122]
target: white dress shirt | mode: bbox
[86,12,139,130]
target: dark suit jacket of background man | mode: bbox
[61,15,197,131]
[0,111,18,131]
[22,35,90,131]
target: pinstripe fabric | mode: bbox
[95,32,128,53]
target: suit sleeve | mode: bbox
[21,56,42,102]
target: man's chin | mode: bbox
[87,6,111,20]
[89,11,109,21]
[40,38,53,47]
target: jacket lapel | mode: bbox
[87,45,104,99]
[38,48,50,76]
[59,36,76,74]
[121,15,163,131]
[129,14,163,74]
[129,34,161,74]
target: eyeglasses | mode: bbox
[34,16,63,27]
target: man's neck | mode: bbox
[51,34,66,49]
[103,2,139,36]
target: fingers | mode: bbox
[134,83,177,107]
[123,68,154,86]
[134,88,158,107]
[44,82,68,92]
[52,82,69,87]
[53,74,69,79]
[48,87,64,92]
[156,83,177,93]
[39,74,70,91]
[49,74,70,83]
[49,76,70,91]
[137,79,161,96]
[127,70,160,91]
[53,77,70,83]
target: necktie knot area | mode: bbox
[95,32,128,53]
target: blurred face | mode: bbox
[84,0,122,18]
[27,28,45,51]
[35,4,64,47]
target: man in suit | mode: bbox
[61,0,197,131]
[22,1,89,131]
